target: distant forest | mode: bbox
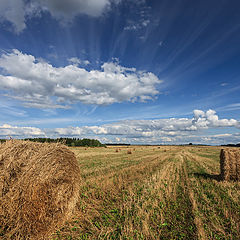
[221,143,240,147]
[1,138,239,147]
[0,138,106,147]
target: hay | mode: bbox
[0,140,81,240]
[220,148,240,181]
[127,150,132,154]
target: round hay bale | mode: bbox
[127,149,132,154]
[220,148,240,181]
[0,140,81,239]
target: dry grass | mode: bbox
[220,148,240,181]
[0,140,81,240]
[55,145,240,240]
[2,144,240,239]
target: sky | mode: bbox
[0,0,240,145]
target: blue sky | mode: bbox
[0,0,240,144]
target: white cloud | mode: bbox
[123,1,151,32]
[91,109,238,137]
[1,110,239,144]
[142,19,150,27]
[0,0,121,33]
[83,60,91,65]
[115,137,121,142]
[0,124,45,138]
[48,109,240,144]
[0,49,161,108]
[124,24,139,31]
[124,19,150,31]
[37,0,113,18]
[68,57,81,65]
[68,57,90,66]
[0,0,26,33]
[193,109,238,129]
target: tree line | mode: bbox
[0,138,106,147]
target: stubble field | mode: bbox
[51,145,240,240]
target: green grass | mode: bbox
[4,145,237,240]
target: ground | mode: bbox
[51,145,240,240]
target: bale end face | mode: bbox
[0,140,81,239]
[220,148,240,181]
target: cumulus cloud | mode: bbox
[0,0,120,33]
[0,124,45,138]
[0,49,161,107]
[1,110,239,144]
[192,109,239,129]
[49,109,240,144]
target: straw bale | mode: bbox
[0,140,81,240]
[127,149,132,154]
[220,148,240,181]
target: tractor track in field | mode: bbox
[50,146,240,240]
[181,150,207,240]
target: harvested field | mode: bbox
[1,144,240,239]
